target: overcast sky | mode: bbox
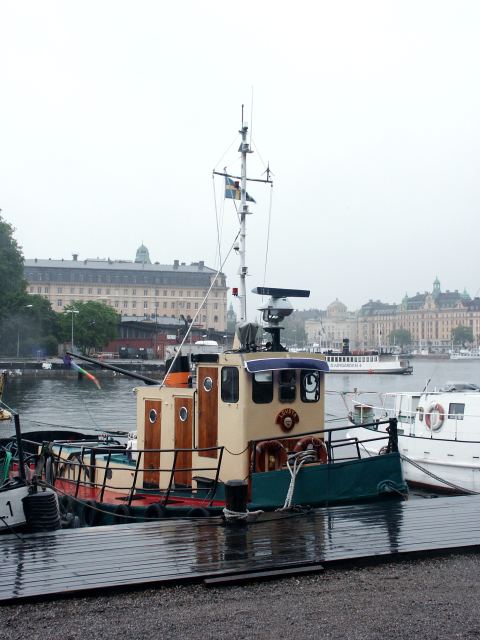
[1,1,479,317]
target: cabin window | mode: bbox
[221,367,239,403]
[279,370,296,403]
[300,370,320,403]
[448,403,465,420]
[252,371,273,404]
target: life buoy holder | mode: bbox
[293,436,328,464]
[425,403,445,431]
[255,440,286,472]
[275,408,299,433]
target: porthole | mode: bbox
[149,408,158,424]
[203,377,213,392]
[179,406,188,422]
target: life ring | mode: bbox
[425,403,445,431]
[293,436,328,463]
[144,503,167,520]
[80,499,100,527]
[113,504,133,525]
[255,440,286,472]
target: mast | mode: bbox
[238,106,252,323]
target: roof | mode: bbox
[24,258,216,274]
[244,357,330,373]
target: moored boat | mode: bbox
[36,115,408,525]
[347,381,480,493]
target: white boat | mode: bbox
[449,349,480,360]
[347,381,480,493]
[320,352,412,374]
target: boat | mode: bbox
[0,399,61,533]
[449,349,480,360]
[347,381,480,493]
[34,115,408,525]
[311,339,413,375]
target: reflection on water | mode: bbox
[1,359,479,440]
[1,375,138,437]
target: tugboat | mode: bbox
[39,115,408,525]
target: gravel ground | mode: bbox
[1,552,480,640]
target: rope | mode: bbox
[277,450,316,511]
[401,455,480,495]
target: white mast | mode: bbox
[238,107,252,323]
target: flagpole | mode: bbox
[238,110,251,323]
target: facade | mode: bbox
[24,246,228,332]
[305,299,359,350]
[305,279,480,352]
[358,279,480,351]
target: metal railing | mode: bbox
[47,443,224,507]
[250,418,399,473]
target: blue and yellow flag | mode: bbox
[225,177,256,203]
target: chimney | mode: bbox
[173,260,179,269]
[198,260,204,270]
[72,253,78,261]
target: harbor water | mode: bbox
[1,358,479,439]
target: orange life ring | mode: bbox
[255,440,286,472]
[293,436,328,463]
[425,403,445,431]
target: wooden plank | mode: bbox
[204,564,325,586]
[1,496,480,603]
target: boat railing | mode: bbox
[250,418,399,471]
[47,444,224,507]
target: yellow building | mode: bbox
[24,245,228,332]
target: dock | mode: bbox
[1,495,480,603]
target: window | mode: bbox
[114,301,119,308]
[252,371,273,404]
[171,291,175,297]
[163,302,167,308]
[132,301,137,309]
[123,301,128,308]
[163,290,167,296]
[300,371,320,403]
[279,370,296,402]
[171,302,175,308]
[57,299,63,307]
[88,288,93,294]
[79,288,84,294]
[221,367,239,403]
[144,289,148,296]
[124,288,128,295]
[97,288,102,294]
[37,287,41,293]
[70,287,75,294]
[155,289,159,296]
[57,287,63,294]
[144,301,148,309]
[132,289,136,295]
[448,403,465,420]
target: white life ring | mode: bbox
[425,403,445,431]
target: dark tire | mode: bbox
[113,504,133,525]
[80,499,99,527]
[186,507,210,518]
[59,494,75,517]
[144,503,167,520]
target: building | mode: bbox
[305,279,480,352]
[305,299,359,350]
[358,278,480,350]
[24,245,228,332]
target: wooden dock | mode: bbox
[1,495,480,603]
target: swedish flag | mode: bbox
[225,177,256,203]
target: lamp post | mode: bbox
[16,304,33,358]
[65,309,79,350]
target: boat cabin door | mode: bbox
[174,396,194,486]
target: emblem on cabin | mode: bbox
[276,408,299,432]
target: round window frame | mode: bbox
[179,406,188,422]
[149,408,158,424]
[203,376,213,392]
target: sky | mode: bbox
[1,1,479,317]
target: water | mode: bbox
[1,359,479,439]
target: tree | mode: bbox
[388,329,412,349]
[58,301,119,354]
[452,325,474,347]
[0,212,26,306]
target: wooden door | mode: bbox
[144,399,161,487]
[174,397,193,486]
[198,367,218,458]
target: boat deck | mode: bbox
[1,495,480,603]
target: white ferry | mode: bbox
[450,349,480,360]
[309,341,412,374]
